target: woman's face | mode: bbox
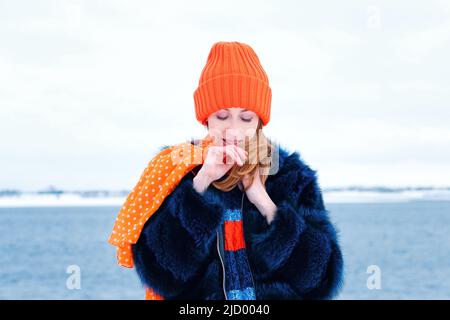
[207,107,259,147]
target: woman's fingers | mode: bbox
[222,146,234,164]
[233,148,243,166]
[229,147,243,166]
[206,147,221,165]
[223,146,243,166]
[229,145,246,166]
[234,145,248,164]
[213,145,248,167]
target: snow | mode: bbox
[1,189,450,207]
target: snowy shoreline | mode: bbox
[324,189,450,203]
[1,189,450,207]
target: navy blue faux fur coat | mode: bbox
[131,144,344,300]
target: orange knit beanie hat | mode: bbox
[193,41,272,126]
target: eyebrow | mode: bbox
[224,108,249,112]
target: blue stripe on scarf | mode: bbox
[224,208,242,221]
[224,249,254,290]
[226,287,256,300]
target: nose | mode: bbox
[223,128,243,142]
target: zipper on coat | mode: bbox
[216,229,228,300]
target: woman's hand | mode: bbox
[193,145,247,194]
[242,172,277,224]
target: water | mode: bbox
[0,201,449,299]
[330,201,450,299]
[0,206,142,299]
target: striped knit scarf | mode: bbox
[220,206,256,300]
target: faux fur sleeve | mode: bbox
[247,171,344,300]
[131,174,225,298]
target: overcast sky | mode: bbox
[1,0,449,190]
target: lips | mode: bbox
[222,138,243,146]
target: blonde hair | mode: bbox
[209,118,274,192]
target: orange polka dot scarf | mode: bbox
[107,135,214,298]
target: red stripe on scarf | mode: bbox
[224,220,246,251]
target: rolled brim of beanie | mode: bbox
[194,74,272,126]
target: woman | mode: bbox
[114,41,344,300]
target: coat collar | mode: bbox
[265,144,317,203]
